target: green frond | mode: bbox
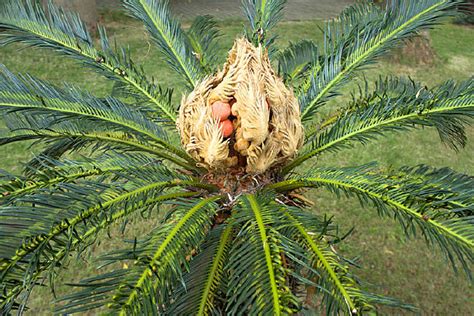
[0,128,196,171]
[281,211,375,315]
[187,15,221,74]
[226,194,298,315]
[166,224,233,315]
[0,0,176,120]
[272,163,474,277]
[0,65,194,167]
[300,0,462,121]
[243,0,287,47]
[0,153,138,204]
[22,138,88,175]
[284,77,474,172]
[56,196,220,315]
[0,66,167,144]
[0,166,206,312]
[123,0,203,88]
[274,206,417,314]
[276,40,319,86]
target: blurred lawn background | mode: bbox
[0,7,473,315]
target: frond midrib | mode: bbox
[273,177,473,248]
[137,0,196,88]
[1,190,199,306]
[1,18,177,120]
[0,95,175,152]
[0,179,199,273]
[285,212,356,313]
[120,196,221,315]
[11,129,196,171]
[197,224,232,316]
[301,0,448,120]
[285,98,473,172]
[246,194,281,315]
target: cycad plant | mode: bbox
[0,0,472,314]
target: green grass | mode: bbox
[0,13,473,315]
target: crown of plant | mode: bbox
[0,0,472,315]
[178,38,304,174]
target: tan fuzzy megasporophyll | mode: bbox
[177,38,304,174]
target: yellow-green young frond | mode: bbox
[272,163,474,277]
[285,77,474,173]
[300,0,462,120]
[123,0,203,88]
[0,0,176,120]
[55,196,220,315]
[0,165,203,312]
[165,224,233,315]
[226,194,299,315]
[243,0,287,47]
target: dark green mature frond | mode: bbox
[0,0,176,120]
[23,138,88,176]
[398,165,474,216]
[0,65,169,144]
[123,0,202,88]
[0,153,155,204]
[56,196,220,315]
[226,194,298,315]
[272,163,474,277]
[242,0,287,47]
[0,125,197,171]
[276,40,319,86]
[280,211,376,315]
[300,0,462,121]
[0,164,206,313]
[0,65,196,170]
[166,224,233,315]
[187,15,221,74]
[284,77,474,172]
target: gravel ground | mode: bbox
[98,0,354,20]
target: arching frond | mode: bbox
[22,138,88,175]
[243,0,287,47]
[187,15,221,74]
[0,153,156,204]
[281,211,375,314]
[300,0,462,121]
[284,77,474,172]
[0,66,169,145]
[226,194,298,315]
[55,196,221,315]
[0,0,176,120]
[271,163,474,277]
[0,126,196,171]
[0,166,206,313]
[0,65,194,164]
[276,40,319,86]
[123,0,202,88]
[166,224,233,315]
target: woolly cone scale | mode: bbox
[178,38,304,176]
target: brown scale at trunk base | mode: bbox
[177,38,304,176]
